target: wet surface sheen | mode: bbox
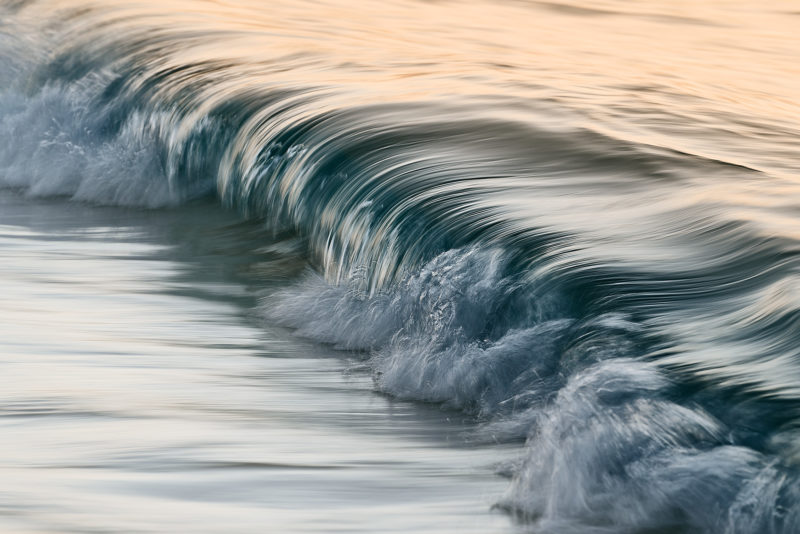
[0,191,516,533]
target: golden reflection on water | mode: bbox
[28,0,798,181]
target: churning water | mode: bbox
[1,1,799,532]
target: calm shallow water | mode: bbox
[0,190,517,533]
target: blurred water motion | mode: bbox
[1,0,800,532]
[0,191,515,533]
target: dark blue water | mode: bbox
[1,1,800,532]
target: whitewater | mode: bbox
[1,1,800,532]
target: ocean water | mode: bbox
[0,191,517,533]
[1,1,799,532]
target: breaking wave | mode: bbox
[2,1,800,532]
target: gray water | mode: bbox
[0,190,517,533]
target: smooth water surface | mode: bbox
[0,190,516,533]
